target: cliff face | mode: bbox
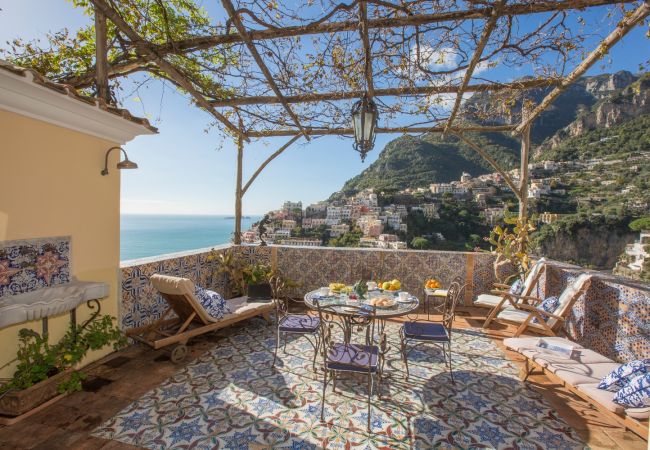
[539,73,649,154]
[536,225,636,269]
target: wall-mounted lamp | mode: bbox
[101,146,138,176]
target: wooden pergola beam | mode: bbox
[444,0,503,133]
[64,0,632,89]
[208,78,561,107]
[221,0,310,140]
[242,135,302,195]
[453,132,521,197]
[359,0,374,98]
[514,1,650,135]
[89,0,249,142]
[246,124,516,138]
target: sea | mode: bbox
[120,214,261,261]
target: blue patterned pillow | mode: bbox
[195,286,231,320]
[613,373,650,408]
[532,296,559,324]
[509,278,524,296]
[598,359,650,391]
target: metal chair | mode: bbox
[270,276,321,370]
[400,280,466,383]
[315,302,382,432]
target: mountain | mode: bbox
[337,70,648,196]
[338,133,519,196]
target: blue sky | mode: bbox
[1,1,648,215]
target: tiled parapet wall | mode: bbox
[119,245,499,329]
[242,245,499,305]
[541,263,650,363]
[0,236,71,298]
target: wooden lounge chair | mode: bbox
[504,336,649,439]
[481,258,548,328]
[484,273,593,337]
[126,274,274,362]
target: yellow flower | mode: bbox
[63,354,73,362]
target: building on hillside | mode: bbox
[305,201,328,217]
[282,201,303,213]
[483,207,506,226]
[430,182,468,196]
[359,237,379,248]
[242,230,259,244]
[538,212,566,225]
[358,215,383,237]
[460,172,472,183]
[281,219,297,230]
[279,238,321,247]
[351,189,378,207]
[302,218,327,229]
[614,231,650,281]
[329,223,350,237]
[422,203,440,219]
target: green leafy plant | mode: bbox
[487,213,537,283]
[0,315,126,395]
[213,248,248,297]
[243,263,273,285]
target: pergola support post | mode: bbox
[518,124,531,219]
[94,7,109,103]
[234,129,244,245]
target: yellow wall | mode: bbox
[0,110,123,378]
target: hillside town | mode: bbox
[242,150,650,250]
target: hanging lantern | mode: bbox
[351,93,378,162]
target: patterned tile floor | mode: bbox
[92,317,585,449]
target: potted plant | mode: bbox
[0,315,125,417]
[243,263,274,302]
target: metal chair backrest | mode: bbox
[315,301,377,369]
[442,281,466,335]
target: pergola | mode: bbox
[78,0,648,243]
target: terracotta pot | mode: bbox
[0,368,72,417]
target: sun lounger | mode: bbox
[126,274,274,362]
[504,336,649,439]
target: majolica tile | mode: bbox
[0,236,71,298]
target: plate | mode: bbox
[364,298,397,309]
[396,297,415,303]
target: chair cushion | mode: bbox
[504,337,584,353]
[577,384,625,414]
[554,362,622,387]
[403,322,449,341]
[532,348,615,370]
[326,343,378,372]
[496,307,544,329]
[195,286,231,320]
[598,359,650,391]
[509,279,524,295]
[474,293,503,308]
[613,373,650,409]
[532,296,559,324]
[279,314,320,332]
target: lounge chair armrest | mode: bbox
[492,283,511,289]
[511,294,543,303]
[489,289,508,296]
[514,303,566,321]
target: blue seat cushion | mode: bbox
[326,343,379,372]
[195,286,230,320]
[279,314,320,332]
[403,322,449,341]
[613,373,650,408]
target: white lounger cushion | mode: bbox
[224,296,273,320]
[496,306,546,329]
[474,293,502,308]
[504,337,650,419]
[577,384,650,419]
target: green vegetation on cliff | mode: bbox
[338,133,518,196]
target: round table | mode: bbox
[304,289,420,319]
[304,289,420,344]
